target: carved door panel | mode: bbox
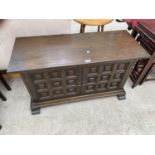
[82,62,131,94]
[26,67,81,102]
[82,64,101,94]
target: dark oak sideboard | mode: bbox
[8,31,149,114]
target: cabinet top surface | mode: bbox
[8,31,149,72]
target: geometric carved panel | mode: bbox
[29,67,80,101]
[26,62,131,102]
[82,62,130,94]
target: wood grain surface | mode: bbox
[8,31,149,73]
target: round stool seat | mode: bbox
[75,19,113,26]
[74,19,113,33]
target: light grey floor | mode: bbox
[1,20,155,134]
[1,78,155,134]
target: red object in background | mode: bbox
[124,19,140,28]
[123,19,155,38]
[124,19,155,28]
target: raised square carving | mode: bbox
[109,82,120,89]
[37,83,46,89]
[99,83,107,89]
[89,67,98,73]
[39,92,49,97]
[67,87,75,92]
[33,74,43,80]
[117,64,126,70]
[67,69,75,76]
[104,65,112,71]
[101,75,110,81]
[53,89,63,95]
[115,73,121,79]
[88,77,96,82]
[53,81,61,87]
[51,71,61,78]
[67,79,76,85]
[87,85,95,91]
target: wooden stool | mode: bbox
[74,19,113,33]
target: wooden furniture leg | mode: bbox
[131,29,138,38]
[132,52,155,88]
[101,25,104,32]
[0,74,11,91]
[0,91,7,101]
[139,63,155,84]
[136,35,141,42]
[31,107,41,115]
[80,24,86,33]
[98,25,100,32]
[117,89,126,100]
[97,25,104,32]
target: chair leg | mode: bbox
[0,74,11,91]
[127,25,132,31]
[131,29,138,38]
[140,65,154,84]
[136,35,141,42]
[0,91,7,101]
[0,125,2,130]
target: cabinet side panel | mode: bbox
[21,72,38,101]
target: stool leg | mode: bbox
[80,24,83,33]
[0,91,7,101]
[80,24,86,33]
[101,25,104,32]
[98,26,100,32]
[0,74,11,91]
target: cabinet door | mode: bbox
[82,62,132,94]
[23,67,81,102]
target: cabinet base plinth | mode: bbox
[31,107,40,115]
[117,89,126,100]
[117,94,126,100]
[31,89,126,115]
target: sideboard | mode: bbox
[8,31,149,114]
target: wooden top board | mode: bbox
[8,30,149,73]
